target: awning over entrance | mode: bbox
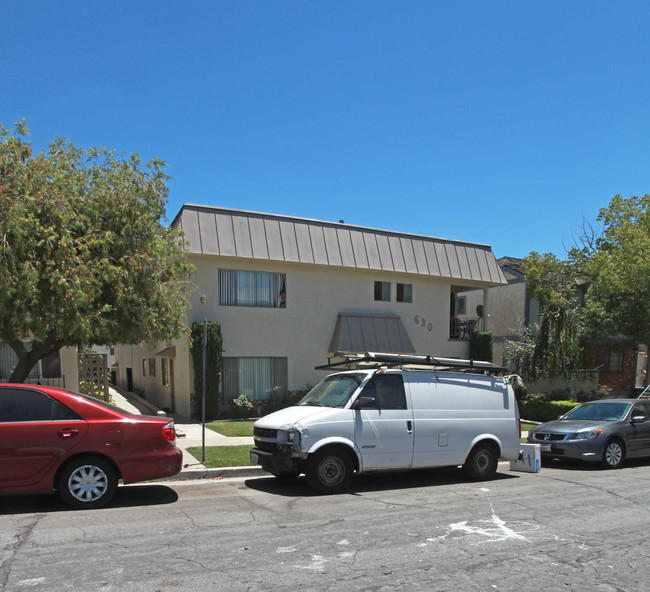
[154,346,176,358]
[328,313,415,355]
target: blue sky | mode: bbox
[3,1,649,259]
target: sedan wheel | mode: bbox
[58,457,118,509]
[601,440,624,469]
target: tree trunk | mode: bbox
[7,334,66,383]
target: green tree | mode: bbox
[0,120,194,382]
[575,194,650,386]
[189,321,222,419]
[503,253,586,384]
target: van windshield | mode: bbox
[298,374,364,408]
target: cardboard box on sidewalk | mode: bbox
[510,443,541,473]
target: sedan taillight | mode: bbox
[161,421,176,443]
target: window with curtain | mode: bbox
[222,357,288,401]
[219,269,286,308]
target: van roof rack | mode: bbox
[315,352,507,374]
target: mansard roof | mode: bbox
[172,204,506,285]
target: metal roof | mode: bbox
[172,204,506,285]
[328,314,415,355]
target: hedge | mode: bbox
[518,398,580,423]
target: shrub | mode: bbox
[470,331,493,362]
[518,394,580,422]
[264,389,308,414]
[231,395,253,419]
[189,321,223,420]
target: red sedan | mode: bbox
[0,383,182,509]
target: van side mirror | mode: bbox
[352,396,376,410]
[631,414,647,424]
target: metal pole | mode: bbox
[202,318,207,462]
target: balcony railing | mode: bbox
[450,317,481,340]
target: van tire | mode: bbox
[306,448,354,494]
[463,443,498,481]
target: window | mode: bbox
[374,281,391,302]
[219,269,286,308]
[222,357,288,401]
[456,296,467,315]
[142,359,147,377]
[596,349,624,373]
[149,358,156,377]
[161,358,170,387]
[0,387,80,422]
[396,283,412,303]
[360,374,407,409]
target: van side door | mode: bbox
[352,373,414,470]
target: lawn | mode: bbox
[206,420,255,437]
[186,445,253,467]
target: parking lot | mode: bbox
[2,460,650,591]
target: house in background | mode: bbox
[474,257,647,397]
[459,257,541,366]
[114,204,507,419]
[0,343,79,391]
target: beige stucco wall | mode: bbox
[115,254,496,419]
[115,340,192,418]
[60,346,79,392]
[489,282,528,337]
[190,256,473,382]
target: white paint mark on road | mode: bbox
[295,554,328,570]
[276,546,297,553]
[17,578,46,587]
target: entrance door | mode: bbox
[354,374,414,470]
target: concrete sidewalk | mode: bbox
[110,387,265,480]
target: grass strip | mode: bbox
[186,445,253,467]
[206,421,255,437]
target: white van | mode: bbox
[250,353,522,493]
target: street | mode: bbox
[2,461,650,591]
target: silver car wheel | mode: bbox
[603,441,624,469]
[68,464,109,502]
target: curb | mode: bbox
[167,460,522,482]
[168,465,268,481]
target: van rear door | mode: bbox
[353,373,414,470]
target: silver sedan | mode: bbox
[527,399,650,468]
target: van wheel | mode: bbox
[601,439,625,469]
[58,456,118,509]
[463,443,498,481]
[306,448,353,494]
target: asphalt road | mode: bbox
[2,460,650,591]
